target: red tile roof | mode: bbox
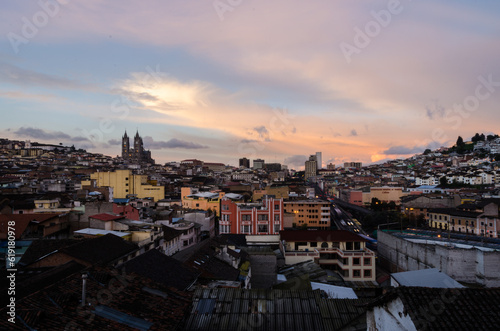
[0,213,62,240]
[279,230,367,242]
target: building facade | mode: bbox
[283,199,331,229]
[121,130,154,163]
[90,169,164,200]
[220,197,284,235]
[279,230,376,281]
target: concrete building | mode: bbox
[315,152,322,169]
[252,159,265,169]
[344,162,362,169]
[238,157,250,168]
[89,169,164,200]
[304,155,317,180]
[220,197,284,235]
[283,199,331,229]
[377,230,500,287]
[279,230,376,281]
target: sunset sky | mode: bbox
[1,0,500,169]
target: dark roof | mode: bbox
[184,288,370,331]
[89,213,125,222]
[62,233,138,266]
[0,265,192,331]
[367,287,500,330]
[162,225,182,241]
[173,239,240,282]
[427,208,481,218]
[219,234,248,247]
[279,230,367,242]
[122,249,199,291]
[0,213,62,240]
[18,239,83,266]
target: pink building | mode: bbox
[220,197,284,235]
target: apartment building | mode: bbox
[279,230,375,281]
[283,199,331,229]
[220,197,284,235]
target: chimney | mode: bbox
[81,273,88,306]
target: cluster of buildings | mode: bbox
[2,134,500,329]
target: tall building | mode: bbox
[344,162,362,169]
[253,159,265,169]
[304,155,317,180]
[239,157,250,168]
[315,152,322,170]
[121,130,154,164]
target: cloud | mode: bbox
[13,127,89,143]
[0,62,93,91]
[383,145,424,155]
[284,155,308,169]
[425,99,446,120]
[142,136,208,149]
[349,129,358,137]
[108,139,121,145]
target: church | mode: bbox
[121,130,154,164]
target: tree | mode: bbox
[471,133,481,142]
[456,136,464,146]
[487,134,499,141]
[439,176,448,187]
[423,148,432,155]
[479,133,486,141]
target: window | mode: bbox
[258,214,268,221]
[274,215,280,221]
[258,224,268,233]
[183,240,188,246]
[321,242,328,248]
[364,269,371,278]
[353,270,361,278]
[222,204,229,211]
[274,224,280,233]
[353,258,360,265]
[242,214,251,221]
[241,225,250,233]
[346,242,353,250]
[364,258,371,265]
[310,242,317,248]
[275,204,279,210]
[196,203,199,207]
[354,242,361,250]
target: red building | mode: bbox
[220,197,284,235]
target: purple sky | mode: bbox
[1,0,500,168]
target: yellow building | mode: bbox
[252,186,289,201]
[283,199,330,229]
[90,169,164,200]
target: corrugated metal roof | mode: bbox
[185,288,369,330]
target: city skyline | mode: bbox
[1,1,500,168]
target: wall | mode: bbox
[367,298,417,331]
[378,231,500,287]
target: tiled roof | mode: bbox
[279,230,368,242]
[18,239,82,266]
[0,213,62,240]
[61,233,138,266]
[367,287,500,330]
[0,265,192,331]
[122,249,199,291]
